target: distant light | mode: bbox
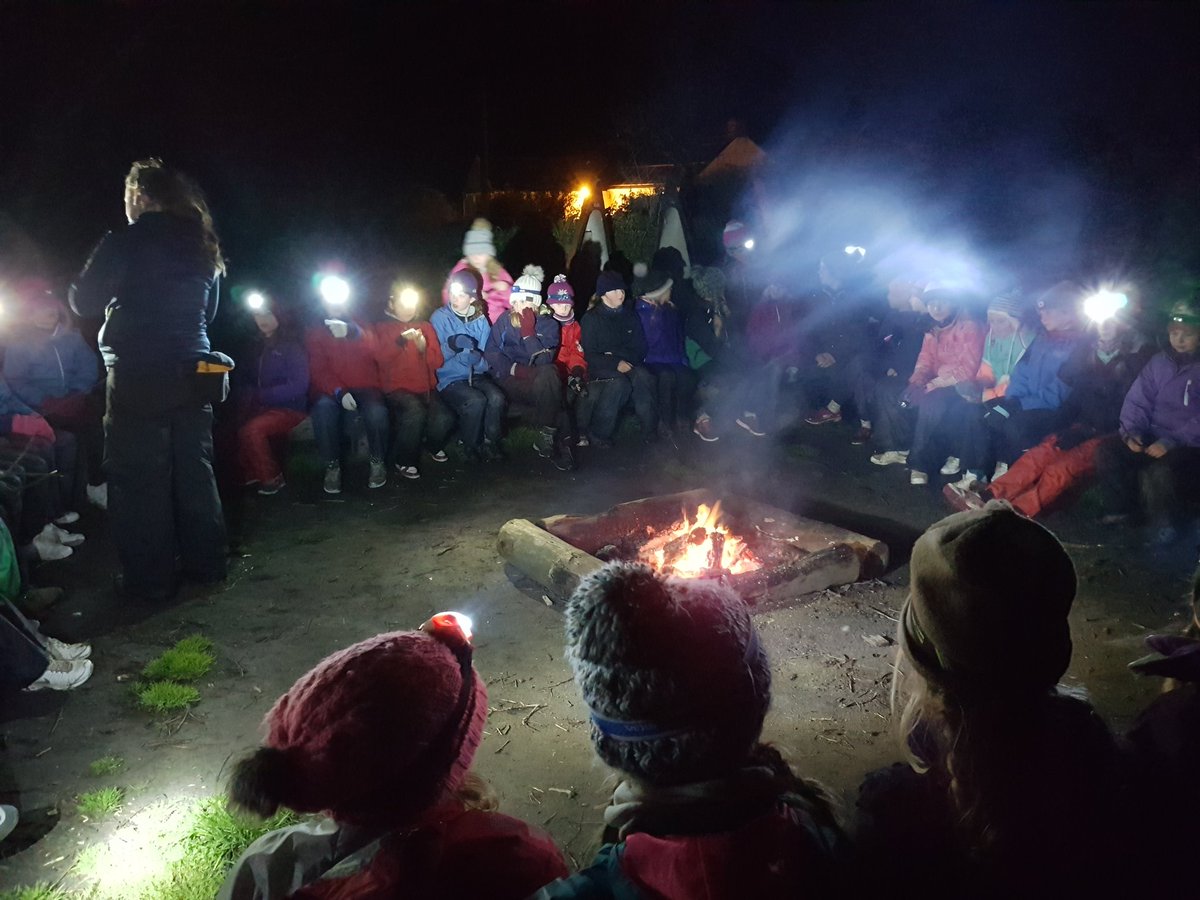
[844,245,867,259]
[245,291,266,312]
[569,185,592,213]
[398,287,420,311]
[743,239,755,251]
[319,274,350,306]
[1084,290,1128,323]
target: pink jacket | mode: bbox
[442,259,513,325]
[910,317,985,387]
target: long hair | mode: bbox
[125,158,225,275]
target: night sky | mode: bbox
[2,1,1197,300]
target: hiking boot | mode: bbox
[43,636,91,661]
[910,470,929,485]
[850,426,872,445]
[429,450,449,463]
[940,456,961,476]
[24,658,93,692]
[736,413,766,436]
[870,450,909,466]
[86,483,108,510]
[693,415,719,442]
[257,475,286,495]
[805,407,842,426]
[368,458,388,489]
[323,462,342,495]
[396,465,420,480]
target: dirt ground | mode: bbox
[1,421,1192,893]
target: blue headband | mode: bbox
[589,711,691,743]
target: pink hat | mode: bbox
[255,621,486,828]
[722,220,752,249]
[547,274,574,305]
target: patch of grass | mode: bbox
[136,681,200,714]
[142,636,215,683]
[502,425,542,455]
[88,755,125,777]
[0,884,75,900]
[77,786,124,818]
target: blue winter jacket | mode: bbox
[69,211,220,371]
[1005,329,1084,411]
[3,325,101,409]
[636,299,687,367]
[431,305,492,390]
[485,312,560,379]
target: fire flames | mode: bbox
[640,502,761,579]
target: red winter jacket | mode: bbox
[554,319,587,376]
[305,323,381,399]
[371,319,443,395]
[910,316,986,388]
[442,259,514,325]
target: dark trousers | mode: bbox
[0,598,49,689]
[440,377,506,448]
[798,354,861,413]
[986,407,1062,465]
[583,375,633,441]
[909,388,968,475]
[42,390,106,487]
[105,368,227,598]
[870,379,915,451]
[385,390,455,467]
[644,363,696,429]
[0,437,65,543]
[311,389,388,465]
[496,366,562,428]
[1096,437,1200,527]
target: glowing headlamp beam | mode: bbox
[1084,290,1128,323]
[398,287,420,311]
[245,291,267,312]
[743,239,755,250]
[319,275,351,306]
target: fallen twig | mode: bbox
[494,739,511,754]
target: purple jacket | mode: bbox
[636,299,686,367]
[255,339,309,412]
[1119,349,1200,449]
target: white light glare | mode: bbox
[844,245,867,258]
[246,291,266,312]
[1084,290,1128,323]
[399,287,420,310]
[743,239,755,250]
[319,275,351,306]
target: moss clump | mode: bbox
[77,786,124,818]
[136,681,200,714]
[142,636,215,683]
[88,755,125,777]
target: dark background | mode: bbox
[1,0,1197,309]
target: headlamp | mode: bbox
[246,291,267,312]
[1083,290,1128,324]
[319,274,351,306]
[398,287,420,311]
[421,611,474,643]
[743,239,755,251]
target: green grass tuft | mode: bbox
[0,884,75,900]
[88,755,125,777]
[142,636,215,683]
[172,635,215,655]
[77,786,124,818]
[136,681,200,713]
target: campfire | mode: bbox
[638,502,762,579]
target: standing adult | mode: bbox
[70,159,227,601]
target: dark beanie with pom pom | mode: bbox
[565,562,771,786]
[231,628,486,829]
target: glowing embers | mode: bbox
[640,502,762,579]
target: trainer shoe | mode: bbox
[693,415,719,442]
[55,511,81,525]
[24,658,93,692]
[992,462,1009,481]
[368,458,388,489]
[86,483,108,510]
[870,450,909,466]
[940,456,961,476]
[429,450,449,463]
[950,473,982,491]
[31,534,73,561]
[943,481,987,512]
[396,465,420,480]
[41,523,84,547]
[43,636,91,661]
[575,435,590,448]
[805,407,842,426]
[323,462,342,495]
[850,426,872,445]
[736,413,766,437]
[910,470,929,485]
[0,804,17,843]
[257,475,286,495]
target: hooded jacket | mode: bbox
[2,320,101,410]
[442,259,513,325]
[484,310,560,379]
[69,211,219,371]
[1119,347,1200,449]
[430,303,492,390]
[1057,332,1152,435]
[371,319,443,395]
[635,299,687,367]
[580,303,647,380]
[1005,328,1085,411]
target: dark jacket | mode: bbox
[635,299,687,368]
[253,338,309,412]
[801,287,875,364]
[69,211,220,371]
[485,310,560,379]
[580,303,647,380]
[875,309,930,379]
[2,324,101,409]
[1057,332,1152,435]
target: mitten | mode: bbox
[325,319,349,339]
[448,334,477,352]
[519,307,537,338]
[339,391,358,411]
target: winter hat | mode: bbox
[1035,280,1083,312]
[242,621,487,828]
[446,268,482,301]
[1168,297,1200,327]
[692,266,726,304]
[595,269,626,297]
[722,219,752,250]
[547,274,574,306]
[901,500,1077,697]
[632,269,672,302]
[462,218,496,257]
[510,264,545,306]
[565,562,771,786]
[988,292,1024,320]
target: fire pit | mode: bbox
[497,489,888,609]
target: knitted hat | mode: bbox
[595,270,626,298]
[901,501,1077,697]
[447,268,481,301]
[632,269,672,302]
[253,623,486,829]
[565,562,771,786]
[988,292,1024,319]
[1036,280,1083,312]
[1168,298,1200,327]
[510,264,545,306]
[692,266,726,304]
[722,219,752,249]
[462,218,496,257]
[547,274,574,306]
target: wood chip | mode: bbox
[863,633,894,648]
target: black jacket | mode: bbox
[580,302,647,379]
[1058,332,1153,434]
[70,212,219,371]
[876,309,930,378]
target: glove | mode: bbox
[568,373,587,397]
[339,391,358,411]
[463,349,484,367]
[10,414,56,443]
[325,319,349,339]
[519,307,537,338]
[448,333,477,352]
